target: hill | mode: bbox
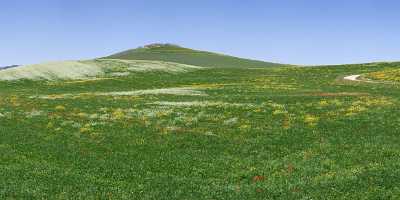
[105,43,285,68]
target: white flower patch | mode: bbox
[89,114,99,119]
[25,110,44,118]
[32,87,206,99]
[96,87,206,97]
[99,113,111,121]
[149,101,255,107]
[223,117,239,126]
[0,112,11,118]
[132,107,175,119]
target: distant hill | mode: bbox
[105,43,285,68]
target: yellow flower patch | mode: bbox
[112,109,126,120]
[304,114,319,126]
[80,124,92,133]
[55,105,66,111]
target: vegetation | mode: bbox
[106,43,285,68]
[365,66,400,82]
[1,48,400,199]
[0,59,202,81]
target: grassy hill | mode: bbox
[105,43,285,68]
[1,51,400,199]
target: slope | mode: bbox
[0,59,203,81]
[105,43,285,68]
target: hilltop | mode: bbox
[105,43,285,68]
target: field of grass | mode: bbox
[1,52,400,199]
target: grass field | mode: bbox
[1,46,400,199]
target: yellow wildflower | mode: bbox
[304,114,319,126]
[55,105,66,111]
[80,124,91,133]
[112,109,125,120]
[319,100,329,107]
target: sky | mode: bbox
[0,0,399,66]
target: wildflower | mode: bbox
[71,122,81,128]
[55,105,66,111]
[112,109,125,120]
[252,176,265,182]
[319,100,329,107]
[282,117,291,129]
[80,124,91,133]
[25,110,43,118]
[239,124,251,130]
[345,105,367,116]
[331,99,343,106]
[99,107,108,112]
[99,114,110,121]
[77,112,88,118]
[224,117,238,126]
[304,114,319,126]
[135,138,145,145]
[273,110,288,115]
[89,113,99,119]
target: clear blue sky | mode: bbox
[1,0,399,66]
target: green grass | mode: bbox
[105,44,286,68]
[1,58,400,199]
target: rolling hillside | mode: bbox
[0,59,203,81]
[105,43,285,68]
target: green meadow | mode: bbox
[1,45,400,199]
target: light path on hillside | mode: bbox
[343,74,397,84]
[343,74,375,83]
[343,75,361,81]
